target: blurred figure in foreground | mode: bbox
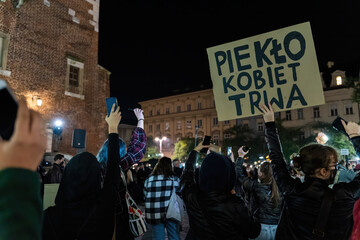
[0,99,47,240]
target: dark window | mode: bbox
[69,65,79,87]
[313,107,320,118]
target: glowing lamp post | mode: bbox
[53,119,64,152]
[155,136,167,153]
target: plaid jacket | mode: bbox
[144,175,180,224]
[119,127,147,172]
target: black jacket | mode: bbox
[235,157,282,225]
[181,150,261,240]
[45,163,63,183]
[265,122,360,240]
[42,134,120,240]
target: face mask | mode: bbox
[326,168,337,185]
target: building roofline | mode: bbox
[139,88,213,104]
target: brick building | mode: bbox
[0,0,110,155]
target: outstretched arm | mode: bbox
[118,108,146,171]
[260,104,296,194]
[340,120,360,195]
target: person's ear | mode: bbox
[319,168,327,177]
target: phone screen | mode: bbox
[0,82,18,140]
[106,97,118,117]
[227,147,232,156]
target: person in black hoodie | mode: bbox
[260,103,360,240]
[181,142,261,240]
[42,104,145,240]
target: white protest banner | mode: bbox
[207,22,324,120]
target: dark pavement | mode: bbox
[136,205,190,240]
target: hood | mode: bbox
[55,152,101,209]
[199,152,236,193]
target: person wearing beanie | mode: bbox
[180,142,261,240]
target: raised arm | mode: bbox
[180,142,209,198]
[119,108,147,172]
[235,146,255,191]
[103,103,122,187]
[340,120,360,195]
[260,104,296,194]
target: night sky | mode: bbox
[98,0,360,108]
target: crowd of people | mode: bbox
[0,99,360,240]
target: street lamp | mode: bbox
[155,136,167,153]
[52,119,64,152]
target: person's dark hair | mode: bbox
[152,157,175,178]
[259,162,281,206]
[54,154,64,161]
[291,144,338,176]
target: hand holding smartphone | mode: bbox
[0,79,18,140]
[227,147,232,156]
[106,97,118,117]
[332,116,348,137]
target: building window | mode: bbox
[213,117,218,126]
[0,32,10,71]
[313,107,320,118]
[275,112,281,120]
[257,121,264,132]
[336,76,342,85]
[166,108,170,114]
[187,104,191,111]
[177,121,181,130]
[197,119,203,128]
[242,120,249,129]
[149,110,152,117]
[156,109,160,115]
[69,65,80,87]
[224,120,230,125]
[213,135,219,145]
[236,119,241,126]
[156,124,160,131]
[177,106,181,113]
[297,109,304,120]
[148,125,153,132]
[186,120,192,129]
[65,57,84,97]
[285,111,292,121]
[197,102,202,110]
[330,104,338,116]
[345,103,353,115]
[165,122,170,131]
[224,133,231,139]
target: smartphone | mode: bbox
[227,147,232,156]
[0,79,18,140]
[106,97,118,117]
[332,116,348,137]
[200,135,211,153]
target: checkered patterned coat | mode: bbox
[144,175,180,224]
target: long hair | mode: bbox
[152,157,175,178]
[291,144,338,176]
[96,137,126,175]
[259,161,281,207]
